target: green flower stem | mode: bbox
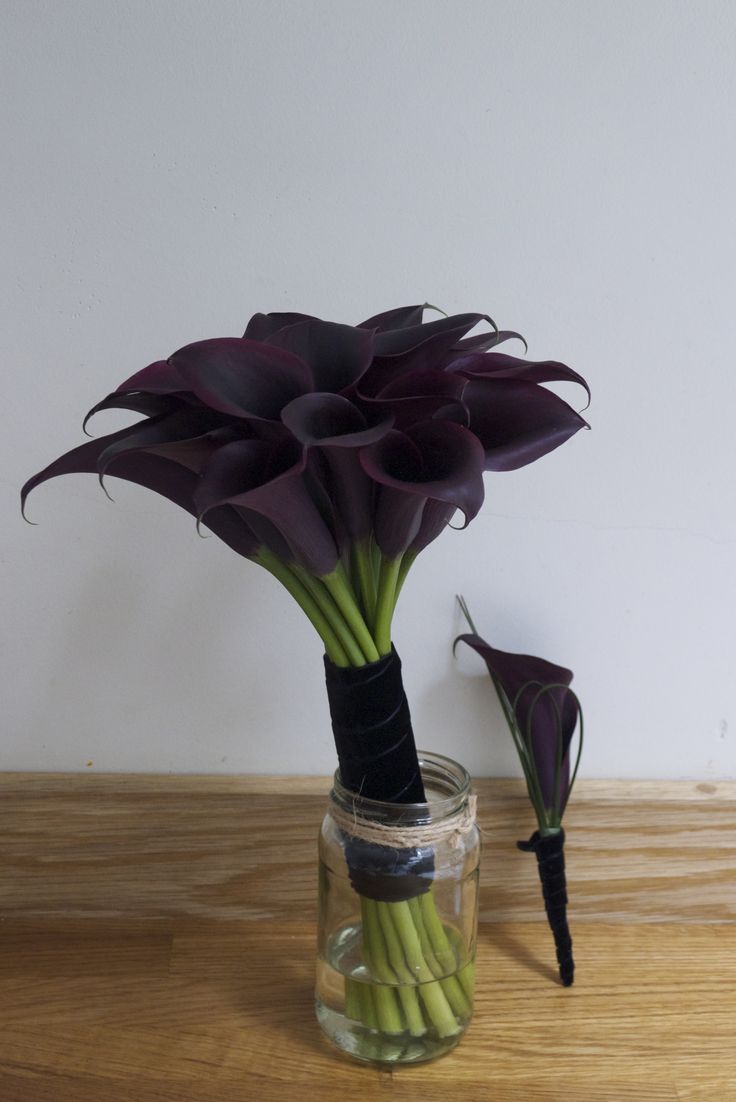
[376,902,419,984]
[371,539,382,579]
[290,566,366,667]
[397,984,427,1038]
[507,710,548,826]
[323,570,380,664]
[358,982,378,1029]
[407,897,471,1017]
[388,901,460,1037]
[351,539,377,628]
[361,898,395,983]
[374,555,403,656]
[407,897,443,975]
[344,977,362,1022]
[254,549,349,667]
[445,925,476,1001]
[438,973,471,1019]
[455,594,478,634]
[418,891,459,975]
[457,960,476,1002]
[370,981,404,1035]
[360,898,405,1034]
[374,903,427,1036]
[394,550,416,607]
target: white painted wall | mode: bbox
[4,0,735,778]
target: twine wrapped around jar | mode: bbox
[330,794,478,852]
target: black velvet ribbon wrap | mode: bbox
[517,828,574,986]
[323,647,434,903]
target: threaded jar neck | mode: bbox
[331,751,471,827]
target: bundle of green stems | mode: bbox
[348,891,474,1037]
[265,539,472,1036]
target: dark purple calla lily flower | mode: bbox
[281,393,392,547]
[357,304,429,331]
[360,421,486,558]
[22,301,589,668]
[170,338,314,419]
[23,304,588,566]
[455,631,579,814]
[21,425,262,559]
[194,436,340,577]
[462,378,589,472]
[260,318,376,394]
[243,310,319,341]
[450,329,528,355]
[361,370,468,430]
[358,312,495,397]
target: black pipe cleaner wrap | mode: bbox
[324,647,434,902]
[517,828,574,986]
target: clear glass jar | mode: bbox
[315,751,480,1064]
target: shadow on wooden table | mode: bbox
[481,923,558,984]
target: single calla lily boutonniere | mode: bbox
[23,304,588,1046]
[454,596,583,986]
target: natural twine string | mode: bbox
[330,793,478,851]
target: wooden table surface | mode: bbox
[0,774,734,1101]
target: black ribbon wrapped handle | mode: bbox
[324,647,426,803]
[324,647,433,902]
[518,828,574,986]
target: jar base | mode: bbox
[315,923,472,1066]
[315,996,464,1065]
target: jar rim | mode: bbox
[331,750,471,824]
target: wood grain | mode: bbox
[0,775,734,1101]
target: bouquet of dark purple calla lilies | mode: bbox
[23,303,588,1038]
[454,596,583,986]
